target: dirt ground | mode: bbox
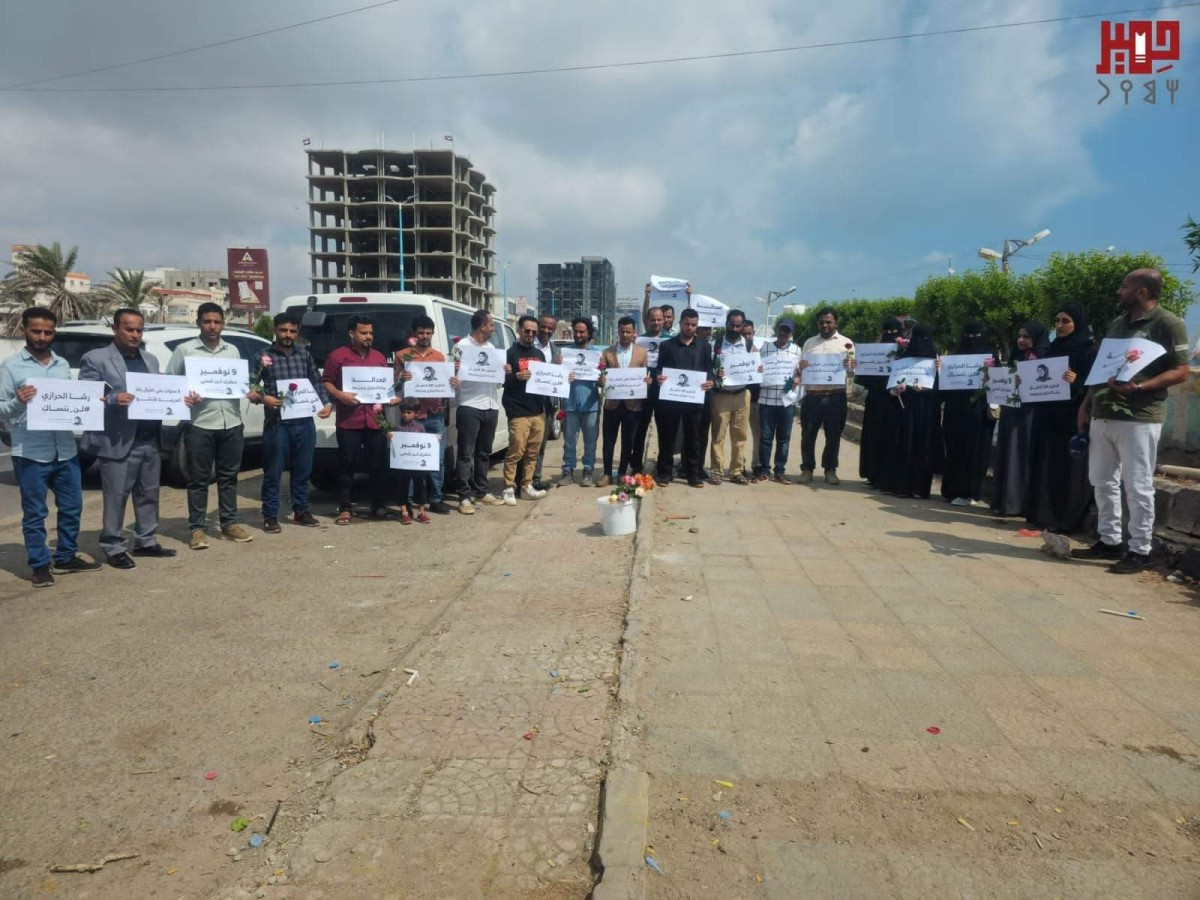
[0,466,531,899]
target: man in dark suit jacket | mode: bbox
[79,308,176,568]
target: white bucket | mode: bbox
[597,497,638,536]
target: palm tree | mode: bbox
[102,268,157,320]
[0,276,38,336]
[1184,216,1200,274]
[5,243,87,326]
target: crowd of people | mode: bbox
[0,267,1188,587]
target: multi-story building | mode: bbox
[536,257,616,343]
[306,148,496,310]
[144,267,229,305]
[614,296,643,333]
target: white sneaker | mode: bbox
[479,494,504,506]
[521,484,547,500]
[1043,531,1071,560]
[969,499,988,508]
[502,487,517,505]
[458,498,476,515]
[950,497,971,507]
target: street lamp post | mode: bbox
[395,193,415,292]
[978,228,1051,273]
[755,286,796,330]
[541,288,560,319]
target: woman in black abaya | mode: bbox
[858,317,905,485]
[939,321,997,507]
[990,320,1050,516]
[1025,303,1095,532]
[877,323,942,499]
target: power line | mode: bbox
[5,2,1197,93]
[0,0,408,90]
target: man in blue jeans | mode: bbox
[0,307,102,587]
[250,312,333,532]
[755,318,803,483]
[556,317,601,487]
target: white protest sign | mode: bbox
[649,273,689,315]
[342,367,395,404]
[604,367,648,400]
[388,430,441,471]
[458,345,506,384]
[985,367,1020,407]
[25,378,105,431]
[1084,337,1167,385]
[280,377,324,419]
[126,372,188,421]
[562,348,602,382]
[635,336,663,368]
[887,357,937,391]
[525,361,570,398]
[761,351,798,387]
[937,354,992,391]
[803,352,847,386]
[854,343,895,376]
[1017,356,1071,403]
[404,361,455,399]
[184,357,249,399]
[719,348,762,386]
[659,368,706,404]
[691,294,728,328]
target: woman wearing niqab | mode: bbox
[939,321,997,506]
[990,320,1051,516]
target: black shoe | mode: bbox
[429,501,453,515]
[107,552,136,570]
[532,480,551,492]
[263,516,282,534]
[1108,552,1153,575]
[1071,540,1125,560]
[50,555,103,574]
[131,544,177,558]
[293,511,320,527]
[31,566,54,588]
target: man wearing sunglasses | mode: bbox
[501,316,551,504]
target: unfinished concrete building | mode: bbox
[307,149,496,308]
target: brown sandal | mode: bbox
[335,510,352,525]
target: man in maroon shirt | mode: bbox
[321,316,401,524]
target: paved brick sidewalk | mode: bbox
[266,481,634,899]
[607,441,1200,898]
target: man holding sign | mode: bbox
[600,316,651,486]
[167,302,256,548]
[654,308,714,487]
[395,314,454,514]
[451,309,505,515]
[1074,269,1190,574]
[756,318,803,483]
[0,307,101,586]
[79,308,176,568]
[322,315,399,525]
[708,309,755,485]
[798,307,855,485]
[501,315,551,505]
[556,317,602,488]
[252,312,332,533]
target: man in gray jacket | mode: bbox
[79,308,177,569]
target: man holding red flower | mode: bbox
[252,312,332,533]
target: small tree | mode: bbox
[799,297,917,344]
[1183,215,1200,274]
[253,314,275,340]
[102,268,156,318]
[5,243,87,325]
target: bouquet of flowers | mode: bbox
[606,473,655,503]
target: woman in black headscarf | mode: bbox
[939,321,997,506]
[990,320,1050,516]
[876,323,942,499]
[1025,303,1095,532]
[858,316,905,485]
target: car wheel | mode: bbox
[550,415,563,441]
[165,436,190,487]
[309,458,339,491]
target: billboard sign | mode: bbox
[227,248,270,312]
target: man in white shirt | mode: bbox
[755,318,803,483]
[797,307,855,485]
[708,309,753,485]
[451,309,505,514]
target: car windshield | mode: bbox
[297,304,425,367]
[49,334,112,368]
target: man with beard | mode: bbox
[322,315,401,525]
[0,307,103,586]
[79,308,178,566]
[797,307,855,485]
[251,312,333,532]
[168,302,258,548]
[654,308,715,487]
[395,314,453,514]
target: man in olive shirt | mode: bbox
[167,302,256,549]
[1074,269,1189,574]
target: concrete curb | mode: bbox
[592,489,656,900]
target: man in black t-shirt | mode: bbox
[502,315,551,505]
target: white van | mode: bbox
[278,292,523,489]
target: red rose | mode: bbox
[288,382,298,391]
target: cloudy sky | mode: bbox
[1,0,1197,327]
